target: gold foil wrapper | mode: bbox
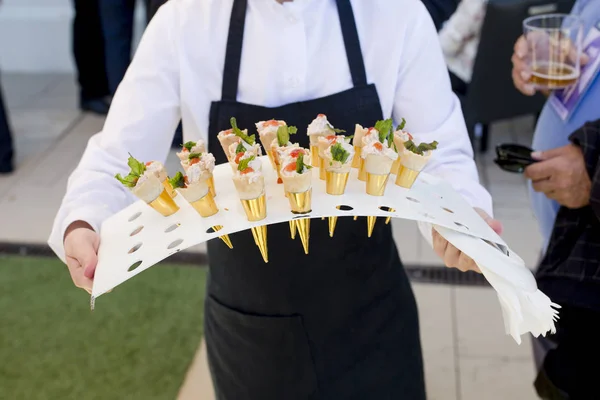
[289,220,297,240]
[207,175,216,198]
[325,171,349,195]
[162,179,177,198]
[190,192,219,217]
[366,173,390,196]
[391,158,401,175]
[367,216,377,238]
[240,194,267,222]
[295,218,310,254]
[250,225,268,263]
[211,225,233,249]
[358,158,367,181]
[319,158,326,181]
[310,145,320,167]
[352,146,362,169]
[395,165,420,189]
[287,189,312,214]
[149,189,180,216]
[328,216,338,237]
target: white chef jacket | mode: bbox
[48,0,493,262]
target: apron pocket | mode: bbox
[205,295,318,400]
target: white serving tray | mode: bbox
[94,155,513,299]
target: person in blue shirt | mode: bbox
[512,0,600,396]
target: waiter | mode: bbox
[49,0,501,398]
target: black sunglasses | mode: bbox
[494,144,538,174]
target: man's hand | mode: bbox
[512,35,588,96]
[432,208,503,273]
[64,221,100,294]
[525,144,591,209]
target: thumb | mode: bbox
[531,146,564,161]
[474,208,504,235]
[69,233,99,279]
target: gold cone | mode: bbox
[358,158,367,181]
[367,216,377,238]
[289,220,297,239]
[385,217,391,224]
[250,225,268,263]
[240,194,267,221]
[207,175,216,198]
[354,216,358,221]
[352,146,362,168]
[211,225,233,249]
[296,218,310,254]
[190,192,219,217]
[391,158,401,175]
[325,171,349,195]
[287,189,312,214]
[328,216,338,237]
[319,158,326,181]
[162,179,177,198]
[266,149,277,170]
[149,189,179,216]
[366,173,390,196]
[395,165,420,189]
[310,145,320,167]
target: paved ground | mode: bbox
[1,73,544,399]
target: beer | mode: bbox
[529,62,579,89]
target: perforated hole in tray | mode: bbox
[442,207,454,214]
[128,261,142,272]
[165,223,180,233]
[128,243,142,254]
[336,205,354,211]
[130,226,144,237]
[128,212,142,222]
[454,222,469,230]
[406,197,420,203]
[379,206,395,213]
[167,239,184,250]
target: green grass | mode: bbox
[0,255,207,400]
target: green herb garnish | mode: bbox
[295,153,312,173]
[276,125,298,147]
[115,154,146,188]
[330,142,350,164]
[230,117,255,145]
[374,119,393,144]
[182,141,196,151]
[405,140,439,155]
[237,155,256,171]
[327,123,346,134]
[188,152,202,160]
[168,172,186,189]
[396,118,406,131]
[235,142,246,154]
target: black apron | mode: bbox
[205,1,425,398]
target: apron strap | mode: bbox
[221,0,248,102]
[220,0,367,101]
[335,0,368,87]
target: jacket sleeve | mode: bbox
[47,3,182,263]
[438,0,487,57]
[569,119,600,221]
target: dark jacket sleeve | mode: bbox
[569,119,600,221]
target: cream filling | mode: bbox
[176,141,207,161]
[323,141,354,173]
[361,140,398,161]
[145,161,168,182]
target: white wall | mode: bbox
[0,0,145,73]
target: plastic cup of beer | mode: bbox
[523,14,583,89]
